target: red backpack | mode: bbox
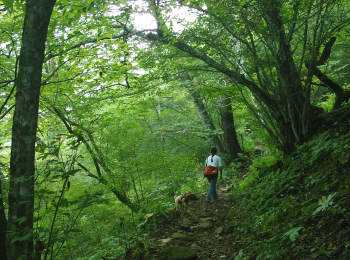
[203,155,218,176]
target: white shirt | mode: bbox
[205,155,222,168]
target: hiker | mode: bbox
[204,147,222,202]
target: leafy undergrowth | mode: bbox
[229,127,350,259]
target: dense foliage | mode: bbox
[0,0,349,259]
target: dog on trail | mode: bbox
[174,191,195,211]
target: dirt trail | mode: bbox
[147,182,238,259]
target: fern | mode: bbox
[312,192,337,216]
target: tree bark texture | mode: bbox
[8,1,55,259]
[218,95,242,159]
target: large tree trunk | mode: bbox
[261,0,309,151]
[0,170,7,260]
[190,89,225,153]
[7,1,55,259]
[218,95,242,159]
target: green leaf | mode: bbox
[312,192,337,216]
[2,0,13,12]
[283,226,303,242]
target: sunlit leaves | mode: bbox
[1,0,13,12]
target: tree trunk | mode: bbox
[261,0,309,151]
[190,89,225,153]
[7,1,55,259]
[218,95,242,159]
[0,169,7,260]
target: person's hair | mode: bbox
[210,147,217,155]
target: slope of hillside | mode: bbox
[134,127,350,260]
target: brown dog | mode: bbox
[174,191,193,211]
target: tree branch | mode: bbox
[44,33,125,62]
[0,104,15,120]
[45,104,139,212]
[317,37,336,66]
[0,84,16,116]
[138,30,278,112]
[77,162,99,180]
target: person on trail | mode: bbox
[204,147,222,202]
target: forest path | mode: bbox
[147,181,239,259]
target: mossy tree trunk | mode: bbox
[218,95,242,159]
[7,0,56,259]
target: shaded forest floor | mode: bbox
[143,181,239,259]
